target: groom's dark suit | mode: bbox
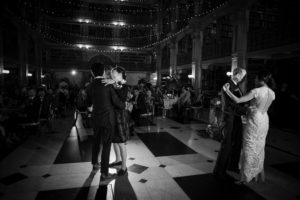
[213,79,248,179]
[86,78,125,175]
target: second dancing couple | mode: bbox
[86,63,129,181]
[214,68,275,185]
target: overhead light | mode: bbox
[76,44,92,49]
[77,18,92,23]
[226,71,233,76]
[112,21,126,26]
[0,69,10,74]
[41,74,45,78]
[71,70,77,76]
[188,74,194,79]
[27,73,33,77]
[111,46,126,51]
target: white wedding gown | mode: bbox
[240,86,275,182]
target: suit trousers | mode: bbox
[92,125,113,175]
[213,114,243,176]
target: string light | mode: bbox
[12,0,229,52]
[21,0,229,28]
[45,25,167,40]
[53,0,195,13]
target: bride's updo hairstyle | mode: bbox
[256,69,276,90]
[113,66,127,81]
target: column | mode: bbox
[18,32,28,87]
[35,41,42,85]
[231,9,249,91]
[155,48,162,86]
[170,0,178,32]
[0,28,4,89]
[155,1,163,86]
[192,31,203,95]
[169,39,177,76]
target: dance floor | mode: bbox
[0,112,300,200]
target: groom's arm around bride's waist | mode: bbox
[224,101,248,116]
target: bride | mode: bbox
[223,69,275,184]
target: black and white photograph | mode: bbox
[0,0,300,199]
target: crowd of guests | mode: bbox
[0,82,78,160]
[74,77,207,131]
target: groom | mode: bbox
[213,67,248,180]
[86,63,125,181]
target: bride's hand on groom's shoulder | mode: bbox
[223,83,230,91]
[102,79,115,86]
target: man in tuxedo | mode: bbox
[86,63,125,181]
[213,67,248,180]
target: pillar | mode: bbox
[192,31,203,95]
[231,9,249,91]
[35,41,42,85]
[169,40,178,76]
[155,1,163,86]
[0,28,4,89]
[155,48,162,86]
[18,32,28,87]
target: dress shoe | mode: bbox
[100,173,117,184]
[92,162,101,170]
[108,161,122,167]
[117,168,128,176]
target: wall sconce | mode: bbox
[112,21,126,26]
[71,70,77,76]
[226,71,233,76]
[76,44,92,49]
[77,18,92,23]
[111,46,126,51]
[0,69,10,74]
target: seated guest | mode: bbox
[74,87,90,128]
[173,86,191,122]
[192,92,203,107]
[131,87,147,126]
[153,87,163,115]
[177,86,191,108]
[75,87,88,111]
[23,88,40,123]
[145,89,154,113]
[37,87,54,133]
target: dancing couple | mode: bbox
[86,63,130,182]
[214,67,275,184]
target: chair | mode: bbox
[140,104,155,125]
[190,106,203,120]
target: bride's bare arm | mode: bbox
[223,83,255,104]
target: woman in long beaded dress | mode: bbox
[223,69,275,184]
[103,66,129,176]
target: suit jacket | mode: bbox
[38,95,52,119]
[221,80,248,118]
[24,97,40,122]
[86,78,125,127]
[133,92,147,114]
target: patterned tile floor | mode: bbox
[0,113,300,200]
